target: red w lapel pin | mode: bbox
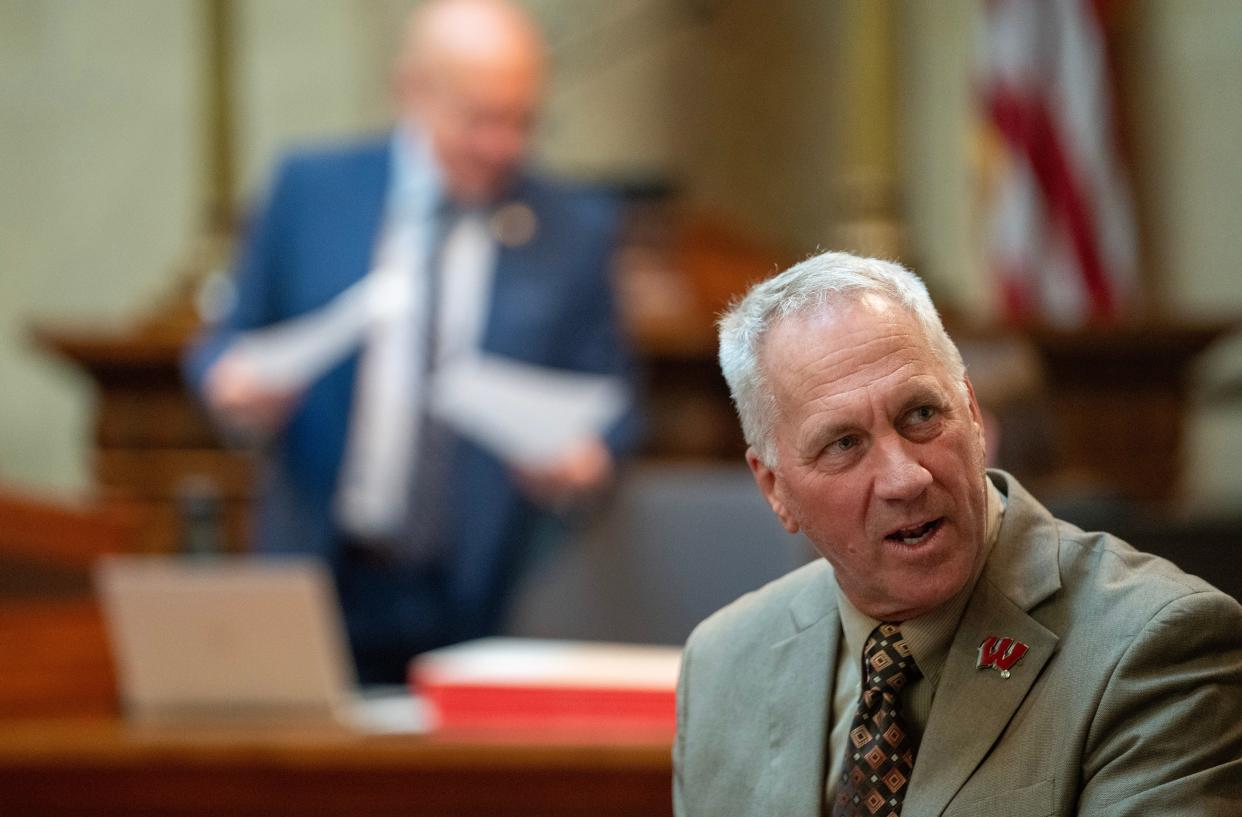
[976,635,1029,679]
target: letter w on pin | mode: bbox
[976,636,1029,678]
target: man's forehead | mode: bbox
[407,0,544,62]
[759,295,957,409]
[760,293,923,368]
[401,2,546,107]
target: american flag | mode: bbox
[978,0,1139,326]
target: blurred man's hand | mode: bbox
[513,436,614,508]
[204,353,300,438]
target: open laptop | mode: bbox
[95,554,425,731]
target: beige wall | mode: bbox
[232,0,399,200]
[898,0,983,313]
[1134,1,1242,508]
[2,0,1241,509]
[678,0,843,254]
[0,0,201,491]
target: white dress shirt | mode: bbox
[335,126,496,539]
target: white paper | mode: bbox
[225,274,400,392]
[342,691,433,734]
[430,355,628,466]
[412,638,682,690]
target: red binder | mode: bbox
[411,638,681,732]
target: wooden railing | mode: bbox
[0,487,139,716]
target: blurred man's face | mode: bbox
[402,53,541,204]
[747,295,990,621]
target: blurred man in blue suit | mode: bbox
[186,0,637,683]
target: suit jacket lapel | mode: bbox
[904,471,1062,817]
[903,578,1057,816]
[335,139,391,295]
[481,176,542,357]
[766,567,841,817]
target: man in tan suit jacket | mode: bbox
[674,251,1242,816]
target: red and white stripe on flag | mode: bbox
[979,0,1139,326]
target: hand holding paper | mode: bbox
[512,436,614,506]
[204,351,303,438]
[429,354,629,471]
[207,282,631,502]
[203,272,411,440]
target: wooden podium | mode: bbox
[952,319,1234,505]
[31,322,254,555]
[1020,321,1232,503]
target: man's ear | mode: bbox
[746,447,800,534]
[963,376,987,450]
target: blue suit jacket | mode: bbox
[186,136,637,643]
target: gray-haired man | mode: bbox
[674,251,1242,816]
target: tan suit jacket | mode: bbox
[673,471,1242,816]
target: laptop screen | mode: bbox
[95,555,356,720]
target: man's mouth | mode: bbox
[885,518,944,546]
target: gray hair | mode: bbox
[718,251,965,466]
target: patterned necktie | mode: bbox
[403,202,465,562]
[831,623,921,817]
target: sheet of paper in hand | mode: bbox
[430,354,628,466]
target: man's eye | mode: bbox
[901,405,943,438]
[831,435,858,452]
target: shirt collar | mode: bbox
[836,476,1007,686]
[389,124,443,219]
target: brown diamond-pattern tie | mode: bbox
[831,623,921,817]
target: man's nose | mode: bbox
[873,435,932,502]
[480,122,528,165]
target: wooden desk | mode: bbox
[0,717,673,817]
